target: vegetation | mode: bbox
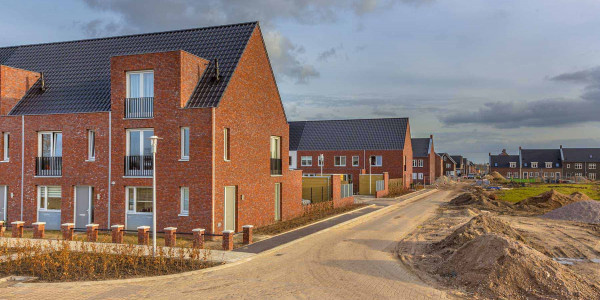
[387,178,414,197]
[496,183,600,203]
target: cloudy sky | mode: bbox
[2,0,600,162]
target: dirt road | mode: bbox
[2,190,453,299]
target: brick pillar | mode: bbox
[111,225,124,243]
[32,222,46,239]
[0,221,5,237]
[222,230,234,251]
[86,224,99,242]
[242,225,253,245]
[11,221,24,238]
[164,227,177,247]
[61,223,75,241]
[137,226,150,245]
[192,228,205,249]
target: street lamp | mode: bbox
[149,135,162,256]
[318,154,324,176]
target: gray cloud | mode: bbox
[317,48,337,62]
[440,66,600,128]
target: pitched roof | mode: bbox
[411,138,431,157]
[289,118,409,151]
[0,22,257,115]
[439,153,456,164]
[490,154,519,168]
[521,149,561,167]
[450,155,463,168]
[561,148,600,162]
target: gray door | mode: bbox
[224,186,236,231]
[0,186,6,222]
[75,186,92,228]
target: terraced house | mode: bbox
[560,146,600,181]
[520,148,562,180]
[411,135,436,185]
[0,22,303,234]
[489,150,520,178]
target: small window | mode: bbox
[531,162,538,168]
[418,173,423,179]
[575,163,583,169]
[317,155,324,166]
[127,187,153,213]
[180,187,189,216]
[494,162,498,167]
[224,128,230,161]
[181,127,190,160]
[418,159,423,167]
[590,163,596,170]
[545,162,552,169]
[3,132,9,161]
[352,156,360,167]
[301,156,312,166]
[589,173,596,180]
[412,160,417,167]
[412,173,417,179]
[38,186,61,211]
[371,155,382,166]
[289,156,292,166]
[566,163,571,168]
[334,156,346,167]
[87,130,95,161]
[509,162,516,168]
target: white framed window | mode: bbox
[418,159,423,167]
[545,162,552,168]
[2,132,9,161]
[531,162,538,168]
[589,173,596,180]
[87,130,95,161]
[181,127,190,160]
[371,155,382,166]
[590,163,596,170]
[543,172,548,177]
[566,163,571,168]
[38,186,61,211]
[507,172,511,178]
[126,129,153,156]
[352,156,360,167]
[301,156,312,166]
[317,155,324,166]
[510,162,516,168]
[126,187,153,213]
[412,160,417,167]
[446,163,451,169]
[224,128,230,161]
[412,173,417,180]
[575,163,583,169]
[126,71,154,98]
[418,173,423,179]
[575,172,583,177]
[180,187,189,216]
[38,131,62,157]
[334,156,346,167]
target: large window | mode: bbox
[88,130,95,161]
[181,127,190,160]
[127,71,154,98]
[2,132,8,161]
[38,186,61,211]
[39,132,62,157]
[127,187,153,213]
[352,156,360,167]
[334,156,346,167]
[301,156,312,166]
[180,187,189,216]
[224,128,230,161]
[127,129,153,156]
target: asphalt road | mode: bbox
[2,190,453,299]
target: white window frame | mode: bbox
[317,155,324,166]
[180,187,189,216]
[301,156,312,166]
[412,173,417,180]
[37,186,61,212]
[126,186,153,214]
[418,159,423,167]
[126,70,154,98]
[418,173,423,179]
[510,162,516,168]
[352,156,360,167]
[180,127,190,161]
[2,132,8,162]
[372,155,382,167]
[590,163,596,170]
[126,128,154,156]
[412,160,417,167]
[334,156,346,167]
[87,130,95,161]
[545,162,552,169]
[589,173,596,180]
[575,163,583,170]
[38,131,62,157]
[531,162,538,168]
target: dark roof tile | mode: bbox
[411,138,430,157]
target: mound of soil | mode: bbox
[434,214,524,251]
[448,192,512,211]
[543,200,600,224]
[570,192,592,201]
[490,171,507,181]
[437,234,600,299]
[515,190,581,214]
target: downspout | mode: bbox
[20,115,24,221]
[107,112,112,228]
[211,108,216,234]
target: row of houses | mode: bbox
[489,146,600,180]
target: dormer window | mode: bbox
[545,162,552,168]
[531,162,538,168]
[509,162,516,168]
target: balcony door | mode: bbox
[126,71,154,119]
[37,132,62,176]
[125,129,154,177]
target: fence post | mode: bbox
[61,223,75,241]
[138,226,150,245]
[243,225,253,245]
[164,227,177,247]
[0,221,4,237]
[111,225,124,243]
[192,228,205,249]
[11,221,24,238]
[222,230,234,251]
[86,224,99,242]
[32,222,46,239]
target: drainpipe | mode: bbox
[20,115,24,221]
[107,112,112,228]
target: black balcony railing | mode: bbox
[125,97,154,119]
[270,158,282,175]
[36,156,62,176]
[125,155,153,177]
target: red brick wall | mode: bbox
[0,66,40,115]
[434,154,443,179]
[375,172,389,198]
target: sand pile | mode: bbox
[515,190,581,214]
[489,171,507,181]
[434,214,524,251]
[448,192,512,211]
[543,200,600,224]
[437,234,600,299]
[569,192,592,201]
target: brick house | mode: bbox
[411,135,436,185]
[520,148,562,180]
[560,146,600,181]
[289,118,413,190]
[434,153,444,179]
[450,155,467,176]
[0,22,303,233]
[439,153,457,177]
[489,151,520,178]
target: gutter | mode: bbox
[107,112,112,228]
[20,115,24,221]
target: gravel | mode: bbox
[542,200,600,224]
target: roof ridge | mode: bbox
[0,21,258,50]
[289,117,408,123]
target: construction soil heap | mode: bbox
[543,200,600,224]
[515,190,584,214]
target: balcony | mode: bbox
[125,97,154,119]
[36,157,62,177]
[125,155,153,177]
[270,158,282,175]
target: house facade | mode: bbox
[0,22,303,234]
[520,148,562,179]
[411,135,436,185]
[561,146,600,181]
[439,153,457,177]
[289,118,413,190]
[489,151,520,179]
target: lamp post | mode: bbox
[149,135,161,256]
[369,155,374,195]
[319,154,324,176]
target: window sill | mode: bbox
[39,209,61,213]
[0,160,8,163]
[179,158,189,162]
[85,159,95,162]
[126,212,152,215]
[178,213,189,217]
[271,175,283,177]
[224,159,231,162]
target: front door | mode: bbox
[0,186,6,221]
[274,183,281,221]
[224,186,236,231]
[75,186,92,228]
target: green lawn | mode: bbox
[496,184,600,203]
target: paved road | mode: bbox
[2,190,452,299]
